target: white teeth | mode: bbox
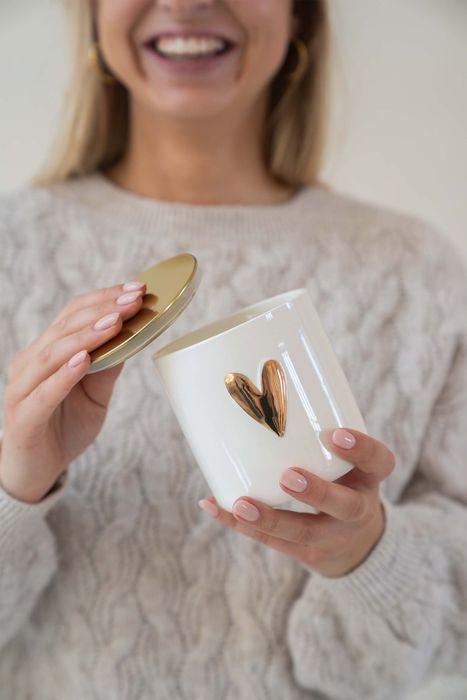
[155,36,227,57]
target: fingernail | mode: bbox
[332,429,356,449]
[68,350,88,368]
[93,312,120,330]
[198,499,219,517]
[122,281,145,291]
[233,500,260,522]
[116,291,143,305]
[280,468,308,493]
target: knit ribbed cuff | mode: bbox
[0,432,67,550]
[306,496,424,613]
[0,476,66,550]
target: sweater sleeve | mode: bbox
[0,193,65,651]
[0,430,66,651]
[286,234,467,700]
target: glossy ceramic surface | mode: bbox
[153,288,367,513]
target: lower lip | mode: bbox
[142,45,237,77]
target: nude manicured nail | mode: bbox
[198,499,219,517]
[280,468,308,493]
[93,312,120,330]
[116,291,143,305]
[68,350,88,368]
[233,500,260,522]
[122,281,145,291]
[332,429,356,449]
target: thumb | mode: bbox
[80,361,126,410]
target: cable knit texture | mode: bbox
[0,173,466,700]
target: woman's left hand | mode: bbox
[198,428,396,578]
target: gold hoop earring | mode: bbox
[87,42,117,85]
[287,37,309,83]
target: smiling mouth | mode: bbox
[144,35,235,60]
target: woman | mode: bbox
[0,1,466,698]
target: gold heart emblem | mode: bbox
[224,359,287,437]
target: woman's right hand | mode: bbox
[0,280,147,504]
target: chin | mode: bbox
[143,87,238,121]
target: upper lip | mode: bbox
[143,28,236,47]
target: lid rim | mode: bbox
[87,253,199,374]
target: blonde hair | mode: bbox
[35,1,329,188]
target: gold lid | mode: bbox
[87,253,199,374]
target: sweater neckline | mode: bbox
[91,170,313,213]
[55,171,324,240]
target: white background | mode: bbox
[0,2,466,698]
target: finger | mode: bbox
[14,349,92,442]
[30,293,144,367]
[80,360,126,410]
[8,285,147,400]
[15,283,147,375]
[215,494,328,546]
[198,497,325,566]
[7,311,126,404]
[50,281,146,327]
[279,468,370,522]
[324,428,396,488]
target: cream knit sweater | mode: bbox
[0,173,466,700]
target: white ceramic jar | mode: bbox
[153,288,367,513]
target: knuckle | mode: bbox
[38,343,53,365]
[267,511,281,534]
[75,330,91,347]
[311,477,329,507]
[96,300,110,314]
[60,298,79,318]
[358,438,381,474]
[363,439,378,468]
[64,293,87,313]
[296,523,314,545]
[54,314,70,333]
[97,287,115,302]
[345,495,367,521]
